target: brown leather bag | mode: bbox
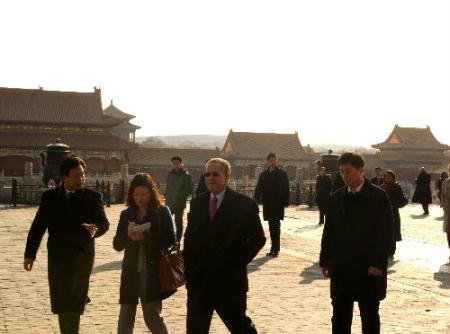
[157,207,185,293]
[160,245,185,293]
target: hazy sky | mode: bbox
[1,1,449,147]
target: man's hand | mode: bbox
[24,258,34,271]
[368,266,383,276]
[82,223,98,238]
[321,267,331,278]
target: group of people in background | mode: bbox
[23,151,450,334]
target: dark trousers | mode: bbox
[187,290,257,334]
[332,298,380,334]
[422,203,429,214]
[389,240,396,257]
[58,312,80,334]
[268,219,281,253]
[172,209,184,242]
[118,271,168,334]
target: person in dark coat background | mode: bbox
[195,159,211,197]
[165,156,194,242]
[331,170,345,193]
[370,167,384,187]
[254,152,290,257]
[411,167,432,215]
[315,166,333,225]
[195,172,207,197]
[381,169,408,258]
[320,153,393,334]
[113,173,176,334]
[184,158,266,333]
[436,171,448,206]
[24,156,109,334]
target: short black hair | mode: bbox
[374,166,382,171]
[59,156,86,176]
[171,156,182,162]
[267,152,277,160]
[338,152,364,169]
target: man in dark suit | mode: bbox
[412,167,432,215]
[320,153,393,334]
[24,156,109,334]
[254,152,290,257]
[184,157,266,334]
[370,167,384,187]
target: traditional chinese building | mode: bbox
[103,100,140,143]
[220,130,313,180]
[0,87,136,177]
[371,125,450,181]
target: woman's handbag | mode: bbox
[160,244,185,293]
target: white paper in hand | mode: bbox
[133,223,151,232]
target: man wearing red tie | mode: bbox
[184,158,266,333]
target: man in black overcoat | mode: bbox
[315,166,333,225]
[411,167,432,215]
[320,153,393,334]
[254,152,290,257]
[184,158,266,333]
[370,167,384,187]
[24,156,109,333]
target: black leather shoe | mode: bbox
[271,252,279,257]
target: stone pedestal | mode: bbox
[296,168,304,186]
[24,162,33,185]
[120,163,129,180]
[255,167,262,180]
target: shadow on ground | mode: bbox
[298,262,327,285]
[293,224,322,234]
[92,260,122,274]
[409,214,428,219]
[249,255,274,273]
[434,263,450,289]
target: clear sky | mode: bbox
[1,1,449,147]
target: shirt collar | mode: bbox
[64,185,75,195]
[210,188,226,208]
[348,180,364,194]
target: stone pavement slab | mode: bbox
[0,203,449,333]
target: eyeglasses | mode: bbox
[205,172,221,177]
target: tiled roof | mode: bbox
[221,130,307,160]
[372,125,450,151]
[0,87,120,126]
[129,147,220,167]
[0,128,136,151]
[103,100,135,120]
[110,121,141,131]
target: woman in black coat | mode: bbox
[113,173,176,334]
[382,170,408,257]
[315,167,332,225]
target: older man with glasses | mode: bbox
[183,158,266,334]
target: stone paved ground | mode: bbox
[1,203,449,333]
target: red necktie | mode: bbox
[209,195,218,221]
